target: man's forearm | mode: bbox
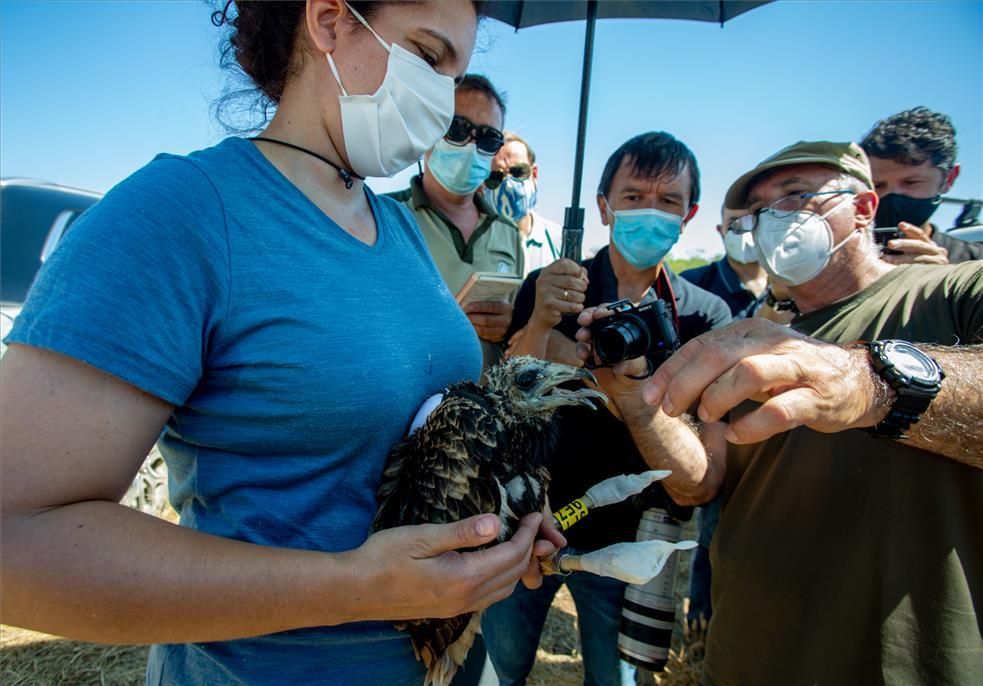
[612,385,725,506]
[510,322,551,360]
[900,344,983,467]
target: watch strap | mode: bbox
[866,340,943,439]
[764,288,799,313]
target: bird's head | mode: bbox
[486,356,607,424]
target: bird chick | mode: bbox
[373,356,605,686]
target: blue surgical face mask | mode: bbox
[607,203,683,270]
[427,139,493,195]
[488,177,538,221]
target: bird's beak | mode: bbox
[536,363,608,410]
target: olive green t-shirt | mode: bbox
[706,262,983,686]
[388,177,524,372]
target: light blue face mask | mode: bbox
[427,139,493,195]
[608,204,683,270]
[488,177,538,221]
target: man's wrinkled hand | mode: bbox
[641,318,892,444]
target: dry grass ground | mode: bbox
[0,626,149,686]
[1,586,704,686]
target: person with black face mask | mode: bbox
[861,106,983,264]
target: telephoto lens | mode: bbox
[617,507,683,672]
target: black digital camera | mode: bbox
[589,298,679,366]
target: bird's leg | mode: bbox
[550,470,672,532]
[539,552,587,576]
[538,552,572,577]
[539,539,697,584]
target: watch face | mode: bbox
[886,342,939,381]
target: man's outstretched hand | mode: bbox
[641,319,894,444]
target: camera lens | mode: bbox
[594,316,650,364]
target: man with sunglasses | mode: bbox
[485,132,562,276]
[483,131,731,686]
[627,141,983,685]
[389,74,523,373]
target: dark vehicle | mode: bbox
[1,178,102,301]
[1,178,102,346]
[1,178,169,516]
[942,196,983,243]
[873,196,983,248]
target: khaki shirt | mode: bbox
[706,262,983,686]
[388,176,524,372]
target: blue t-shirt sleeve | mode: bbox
[6,156,230,405]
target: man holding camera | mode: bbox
[594,140,982,685]
[482,131,730,686]
[861,106,983,264]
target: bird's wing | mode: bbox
[373,386,504,533]
[372,387,507,683]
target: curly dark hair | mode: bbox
[212,1,484,133]
[860,106,957,173]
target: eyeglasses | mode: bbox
[484,163,532,190]
[728,189,855,233]
[445,115,505,155]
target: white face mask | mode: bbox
[325,4,455,178]
[723,230,757,264]
[753,195,856,285]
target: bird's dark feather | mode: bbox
[372,364,570,685]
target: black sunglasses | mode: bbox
[484,163,532,190]
[445,115,505,155]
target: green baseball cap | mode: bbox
[725,141,873,210]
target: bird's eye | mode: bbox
[515,370,539,390]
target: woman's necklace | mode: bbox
[251,137,364,190]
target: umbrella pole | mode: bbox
[560,0,598,263]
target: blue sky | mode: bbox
[2,0,981,257]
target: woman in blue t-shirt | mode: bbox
[0,2,562,684]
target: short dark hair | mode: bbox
[596,131,700,206]
[457,73,507,119]
[860,107,957,173]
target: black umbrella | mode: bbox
[483,0,772,260]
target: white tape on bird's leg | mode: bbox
[558,539,698,585]
[408,393,444,435]
[583,470,672,509]
[552,470,672,532]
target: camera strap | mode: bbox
[653,270,681,335]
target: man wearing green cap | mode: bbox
[603,140,983,684]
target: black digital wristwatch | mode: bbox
[866,340,945,439]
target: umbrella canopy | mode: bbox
[483,0,772,260]
[484,0,769,28]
